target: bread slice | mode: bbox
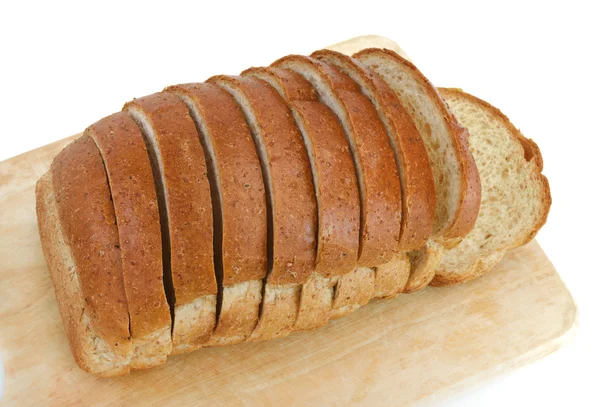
[311,49,436,297]
[37,136,132,377]
[431,88,551,285]
[165,83,267,346]
[124,93,217,354]
[209,75,317,341]
[88,112,172,369]
[311,49,436,252]
[242,66,362,330]
[355,49,481,249]
[273,56,402,267]
[271,56,402,314]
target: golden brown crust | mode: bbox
[242,67,318,102]
[272,55,401,267]
[50,135,130,349]
[88,112,171,350]
[37,171,131,377]
[288,101,360,275]
[208,75,317,285]
[124,93,216,303]
[165,83,268,285]
[354,49,482,248]
[311,49,436,251]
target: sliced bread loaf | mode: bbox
[355,48,482,289]
[311,49,437,296]
[272,55,402,268]
[243,66,362,330]
[124,93,217,354]
[271,56,403,317]
[209,75,317,341]
[311,49,435,252]
[355,49,481,249]
[89,113,172,368]
[37,136,132,376]
[165,83,267,346]
[431,88,551,285]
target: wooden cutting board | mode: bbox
[0,36,577,406]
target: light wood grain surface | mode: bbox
[0,36,577,406]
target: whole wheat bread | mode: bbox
[242,66,362,330]
[431,88,551,285]
[124,93,217,353]
[37,136,132,377]
[89,113,172,368]
[165,83,267,346]
[209,75,317,341]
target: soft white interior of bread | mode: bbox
[439,93,547,272]
[358,54,461,236]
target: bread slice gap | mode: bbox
[124,93,217,354]
[431,88,550,286]
[210,75,317,341]
[271,55,401,314]
[89,112,172,369]
[242,66,361,330]
[165,83,267,346]
[311,49,437,298]
[37,136,132,376]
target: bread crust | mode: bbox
[165,83,268,284]
[88,112,172,368]
[50,135,131,353]
[243,67,363,331]
[372,253,410,298]
[124,93,216,352]
[272,55,401,267]
[209,75,317,341]
[37,171,131,377]
[165,83,268,345]
[354,49,482,248]
[312,49,436,251]
[209,75,317,285]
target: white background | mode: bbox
[1,1,598,405]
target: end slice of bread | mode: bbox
[124,93,217,353]
[431,88,551,286]
[38,135,133,377]
[88,112,172,369]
